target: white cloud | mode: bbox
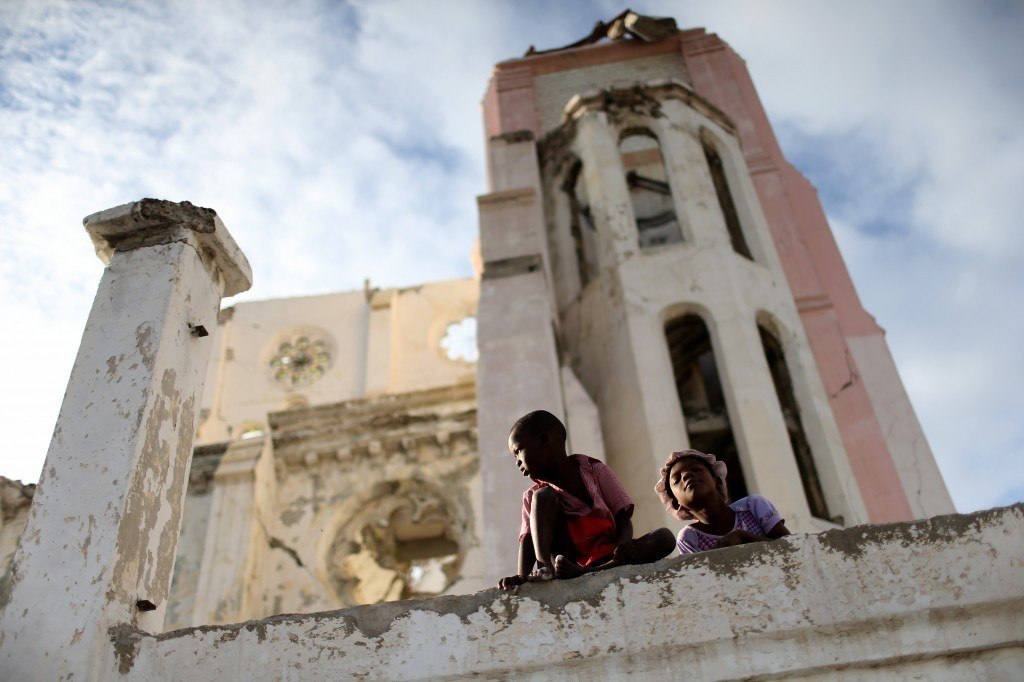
[1,1,1021,513]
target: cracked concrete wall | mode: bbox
[119,504,1024,680]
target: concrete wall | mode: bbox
[116,504,1024,680]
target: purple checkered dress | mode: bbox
[676,495,784,554]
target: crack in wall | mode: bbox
[829,348,858,400]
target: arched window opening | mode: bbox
[665,315,747,501]
[620,131,682,249]
[702,140,752,260]
[562,161,598,287]
[759,326,831,520]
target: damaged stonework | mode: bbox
[117,505,1023,680]
[0,478,35,610]
[0,200,251,681]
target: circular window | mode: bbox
[439,316,478,364]
[269,336,332,387]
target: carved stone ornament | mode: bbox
[326,482,465,606]
[269,336,332,387]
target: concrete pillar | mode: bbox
[476,133,565,586]
[0,199,251,680]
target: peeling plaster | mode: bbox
[117,504,1024,680]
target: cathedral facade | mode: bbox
[0,12,955,635]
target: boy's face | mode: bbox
[668,457,719,510]
[508,428,557,481]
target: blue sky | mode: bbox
[1,0,1021,514]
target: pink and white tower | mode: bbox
[473,12,953,584]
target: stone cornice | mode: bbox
[83,198,253,297]
[562,78,737,136]
[268,383,478,470]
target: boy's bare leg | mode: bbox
[554,528,676,577]
[529,487,574,580]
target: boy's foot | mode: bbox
[527,565,554,582]
[553,555,585,579]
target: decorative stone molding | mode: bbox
[268,384,477,472]
[324,481,468,606]
[561,79,737,136]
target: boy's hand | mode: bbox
[613,538,637,562]
[498,574,526,590]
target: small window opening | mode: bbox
[702,140,752,260]
[620,131,682,249]
[665,315,747,501]
[563,161,599,286]
[759,326,831,520]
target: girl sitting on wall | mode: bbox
[655,450,790,553]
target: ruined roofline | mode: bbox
[217,274,477,311]
[521,9,680,58]
[493,12,710,78]
[114,504,1024,679]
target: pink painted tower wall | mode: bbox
[480,23,953,523]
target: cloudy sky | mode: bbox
[1,0,1021,514]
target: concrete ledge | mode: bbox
[119,505,1024,680]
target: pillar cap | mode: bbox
[84,198,253,297]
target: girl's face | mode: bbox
[668,457,719,510]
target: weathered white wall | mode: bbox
[118,505,1024,680]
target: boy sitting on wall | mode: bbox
[498,410,675,589]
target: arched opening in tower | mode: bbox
[620,130,682,249]
[702,139,753,260]
[664,314,748,502]
[758,325,831,520]
[563,159,599,287]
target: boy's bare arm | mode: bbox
[498,534,535,589]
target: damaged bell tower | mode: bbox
[475,10,953,584]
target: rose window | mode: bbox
[439,316,478,363]
[269,336,331,387]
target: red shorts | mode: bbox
[566,511,617,567]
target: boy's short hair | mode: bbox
[510,410,567,442]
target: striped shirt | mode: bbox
[676,495,784,554]
[519,455,634,542]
